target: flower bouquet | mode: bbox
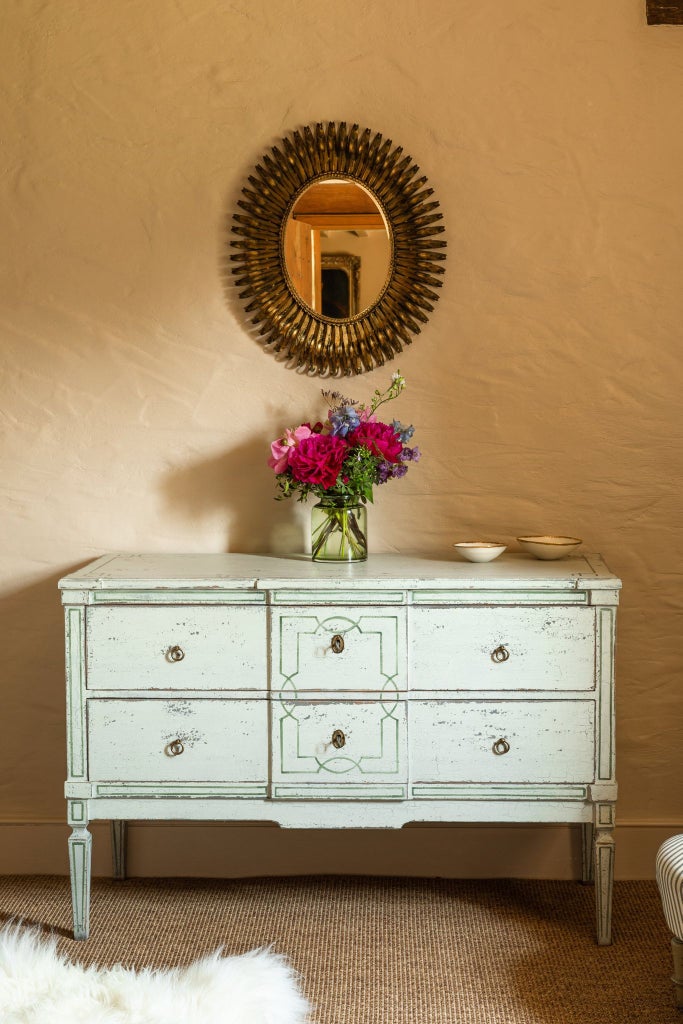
[268,373,420,562]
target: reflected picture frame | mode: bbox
[321,252,361,319]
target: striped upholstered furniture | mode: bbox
[656,834,683,1009]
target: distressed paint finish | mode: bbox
[87,698,268,783]
[274,698,406,788]
[274,609,406,694]
[65,607,87,779]
[59,552,620,942]
[411,701,595,784]
[409,605,596,691]
[594,801,617,945]
[86,605,266,690]
[68,798,91,941]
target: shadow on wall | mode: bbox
[0,567,90,817]
[219,198,310,375]
[219,208,272,361]
[161,436,308,554]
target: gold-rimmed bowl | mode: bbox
[517,536,582,560]
[454,542,507,563]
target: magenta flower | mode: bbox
[288,434,348,489]
[348,420,403,463]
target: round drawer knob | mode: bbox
[330,634,345,654]
[168,645,185,662]
[168,739,185,756]
[331,729,346,749]
[492,737,510,756]
[491,644,510,664]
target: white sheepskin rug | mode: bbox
[0,922,311,1024]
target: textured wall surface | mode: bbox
[1,0,682,874]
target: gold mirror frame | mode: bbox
[230,122,446,376]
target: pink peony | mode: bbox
[347,420,403,463]
[268,424,312,474]
[288,434,348,489]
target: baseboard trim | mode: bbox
[0,820,679,879]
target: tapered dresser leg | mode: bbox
[672,937,683,1009]
[593,802,616,946]
[581,822,594,883]
[68,824,92,941]
[111,820,128,880]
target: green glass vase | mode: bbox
[311,494,368,562]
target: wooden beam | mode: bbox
[292,181,381,218]
[646,1,683,24]
[291,213,386,230]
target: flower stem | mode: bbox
[311,506,367,561]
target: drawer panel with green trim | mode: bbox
[271,697,407,797]
[272,607,406,694]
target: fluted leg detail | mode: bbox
[68,825,92,941]
[593,802,615,946]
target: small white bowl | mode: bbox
[517,536,582,560]
[454,542,507,563]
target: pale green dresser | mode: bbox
[59,552,620,941]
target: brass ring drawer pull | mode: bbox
[168,645,185,662]
[330,634,345,654]
[331,729,346,749]
[492,738,510,756]
[491,644,510,663]
[168,739,185,756]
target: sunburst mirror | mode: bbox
[230,122,446,376]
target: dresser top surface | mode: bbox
[59,552,621,591]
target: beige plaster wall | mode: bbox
[1,0,682,876]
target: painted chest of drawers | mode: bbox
[59,552,620,942]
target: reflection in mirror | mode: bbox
[284,179,391,318]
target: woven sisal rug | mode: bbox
[0,921,310,1024]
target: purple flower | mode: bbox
[400,445,421,462]
[329,405,361,437]
[376,460,409,484]
[392,420,415,444]
[377,462,392,484]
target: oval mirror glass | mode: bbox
[283,178,391,319]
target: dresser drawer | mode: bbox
[410,700,595,784]
[271,698,407,797]
[87,698,267,782]
[409,606,595,691]
[272,607,406,693]
[85,606,266,690]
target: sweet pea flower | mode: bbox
[268,424,312,474]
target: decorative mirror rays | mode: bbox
[230,122,446,376]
